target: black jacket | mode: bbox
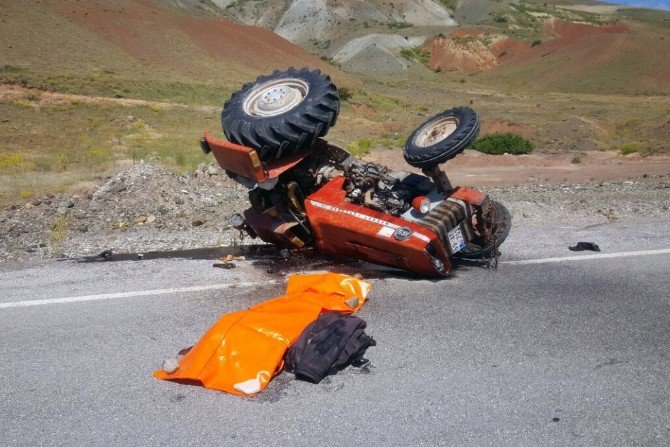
[285,311,376,383]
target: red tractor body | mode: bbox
[201,132,503,277]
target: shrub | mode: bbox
[400,48,415,61]
[338,87,352,101]
[388,21,412,30]
[1,64,23,73]
[347,137,373,156]
[0,153,24,171]
[400,47,431,66]
[471,132,534,155]
[532,40,542,47]
[19,189,34,199]
[620,142,642,155]
[571,155,581,164]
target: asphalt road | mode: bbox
[1,218,669,446]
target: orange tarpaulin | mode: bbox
[154,273,371,396]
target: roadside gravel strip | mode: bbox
[1,163,668,264]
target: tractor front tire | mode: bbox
[403,107,480,169]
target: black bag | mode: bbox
[285,312,376,383]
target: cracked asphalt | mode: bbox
[1,218,669,446]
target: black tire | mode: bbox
[403,107,480,169]
[454,201,511,260]
[221,67,340,161]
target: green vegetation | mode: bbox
[620,7,670,30]
[0,66,230,106]
[571,155,581,164]
[471,132,534,155]
[50,215,68,258]
[399,47,431,66]
[346,137,373,156]
[0,98,212,203]
[387,21,412,30]
[348,90,404,113]
[337,87,352,101]
[620,142,642,155]
[378,133,406,149]
[438,0,456,11]
[320,56,341,68]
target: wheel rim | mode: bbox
[414,116,458,148]
[242,78,309,117]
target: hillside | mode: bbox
[0,0,351,205]
[209,0,670,90]
[0,0,349,104]
[1,0,669,207]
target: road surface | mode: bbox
[1,218,669,446]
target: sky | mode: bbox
[604,0,670,10]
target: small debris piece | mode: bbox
[162,358,180,374]
[133,215,147,224]
[145,214,156,224]
[137,253,144,260]
[99,250,114,261]
[213,261,236,269]
[569,242,601,252]
[220,254,245,262]
[229,213,245,229]
[279,248,291,260]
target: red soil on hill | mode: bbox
[426,19,670,94]
[45,0,342,76]
[427,20,630,74]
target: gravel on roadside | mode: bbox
[1,163,668,264]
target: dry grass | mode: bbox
[1,0,668,207]
[49,215,68,258]
[0,97,214,204]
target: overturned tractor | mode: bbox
[200,68,510,276]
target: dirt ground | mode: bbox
[365,149,670,187]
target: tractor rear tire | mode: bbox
[221,67,340,161]
[403,107,480,169]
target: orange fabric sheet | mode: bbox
[154,273,371,396]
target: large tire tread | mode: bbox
[222,67,340,161]
[404,107,480,169]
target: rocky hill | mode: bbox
[201,0,670,92]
